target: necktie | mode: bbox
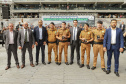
[74,27,76,40]
[25,29,27,42]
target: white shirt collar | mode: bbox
[111,28,116,30]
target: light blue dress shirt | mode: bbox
[39,27,42,39]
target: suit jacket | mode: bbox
[69,27,82,44]
[3,30,18,50]
[119,24,125,33]
[103,28,124,50]
[17,28,35,48]
[33,26,47,43]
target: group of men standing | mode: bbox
[3,19,124,77]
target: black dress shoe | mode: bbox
[65,62,69,65]
[80,64,84,68]
[106,70,111,74]
[55,62,58,65]
[36,62,38,65]
[70,61,73,65]
[42,62,46,65]
[58,63,61,65]
[86,65,90,69]
[101,68,106,72]
[114,72,120,77]
[5,66,11,70]
[91,66,96,70]
[77,62,80,66]
[48,62,51,64]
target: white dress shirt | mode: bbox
[9,31,14,44]
[73,27,77,40]
[111,28,116,44]
[122,24,123,28]
[24,28,29,42]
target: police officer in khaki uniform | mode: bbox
[47,22,58,65]
[56,22,70,65]
[91,21,106,72]
[79,23,93,69]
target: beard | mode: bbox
[112,26,116,28]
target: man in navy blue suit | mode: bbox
[34,20,47,65]
[103,19,124,77]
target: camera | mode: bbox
[97,35,100,40]
[62,36,65,39]
[84,39,87,43]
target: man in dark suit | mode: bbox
[3,23,20,70]
[119,21,125,33]
[69,20,82,65]
[33,20,47,65]
[103,19,124,77]
[18,22,35,69]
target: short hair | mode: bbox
[38,20,43,22]
[62,22,66,25]
[111,19,117,22]
[84,23,89,27]
[50,22,55,25]
[97,20,103,24]
[73,20,78,23]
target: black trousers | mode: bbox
[6,44,19,66]
[70,40,80,63]
[36,40,45,63]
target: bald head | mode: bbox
[9,23,14,31]
[23,22,28,29]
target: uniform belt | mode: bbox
[93,41,103,44]
[81,42,90,44]
[48,41,56,43]
[59,40,68,42]
[39,39,42,40]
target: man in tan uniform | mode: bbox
[47,22,58,65]
[79,23,93,69]
[56,22,70,65]
[91,21,106,72]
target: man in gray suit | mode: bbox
[18,22,35,69]
[69,20,82,65]
[119,21,125,33]
[3,23,20,70]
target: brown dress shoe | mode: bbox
[30,64,35,67]
[21,65,25,69]
[16,65,20,69]
[5,66,10,70]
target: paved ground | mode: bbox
[0,45,126,84]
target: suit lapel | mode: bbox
[28,29,30,37]
[77,27,80,33]
[22,29,24,39]
[71,27,73,36]
[109,28,111,43]
[13,30,15,39]
[37,26,39,38]
[116,28,118,42]
[7,30,10,42]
